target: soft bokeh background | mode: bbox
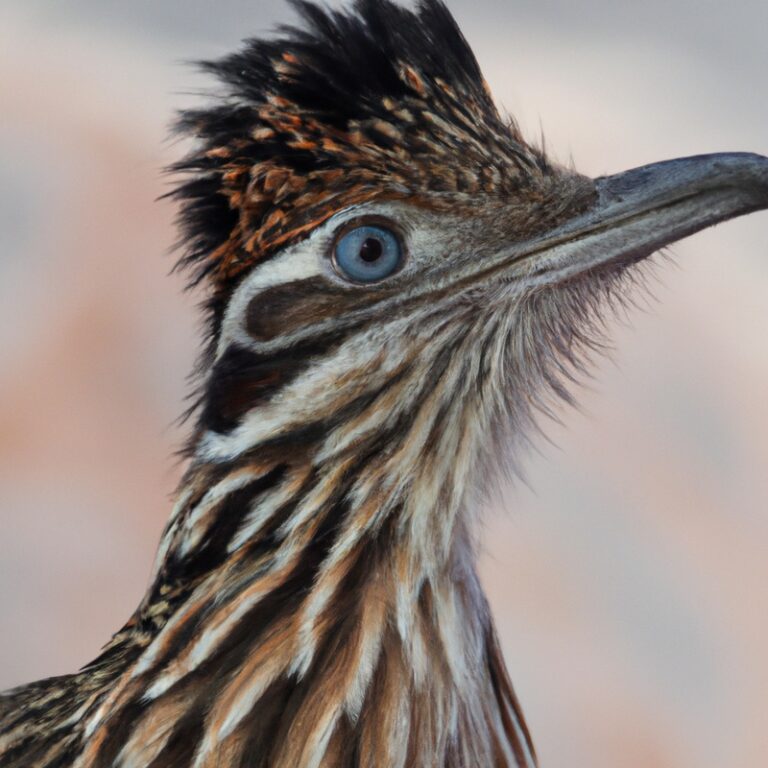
[1,1,766,766]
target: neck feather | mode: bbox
[4,306,539,768]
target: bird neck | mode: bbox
[71,317,537,766]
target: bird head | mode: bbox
[174,0,768,482]
[167,0,768,554]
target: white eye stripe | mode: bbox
[216,205,390,356]
[215,207,383,359]
[216,235,327,360]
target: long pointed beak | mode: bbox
[518,152,768,284]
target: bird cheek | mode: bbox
[244,279,369,342]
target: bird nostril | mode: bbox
[359,237,383,262]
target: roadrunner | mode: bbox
[2,1,767,766]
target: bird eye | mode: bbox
[332,224,403,283]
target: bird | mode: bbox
[1,0,766,766]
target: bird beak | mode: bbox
[508,152,768,284]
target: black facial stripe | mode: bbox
[201,332,345,434]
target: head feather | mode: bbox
[170,0,552,338]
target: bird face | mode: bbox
[214,190,589,355]
[202,149,768,467]
[200,180,588,454]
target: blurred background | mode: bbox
[1,1,766,766]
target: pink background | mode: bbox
[1,2,767,766]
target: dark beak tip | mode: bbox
[710,151,768,195]
[597,151,768,212]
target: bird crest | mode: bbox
[172,0,550,303]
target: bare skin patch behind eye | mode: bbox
[245,279,380,342]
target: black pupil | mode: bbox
[359,237,383,263]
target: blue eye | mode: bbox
[333,224,403,283]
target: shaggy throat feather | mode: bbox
[72,309,538,767]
